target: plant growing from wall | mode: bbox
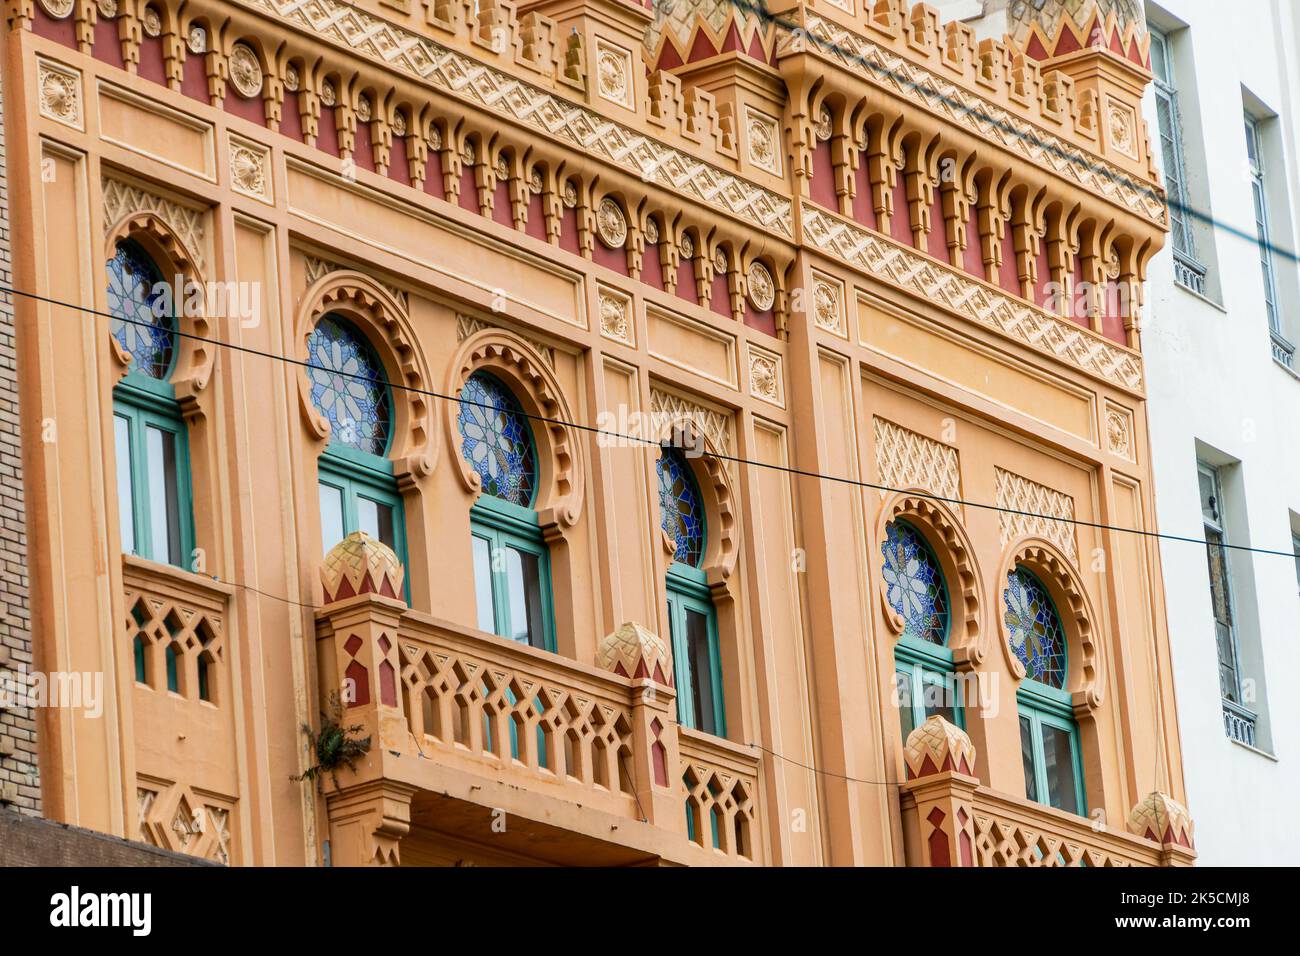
[291,690,372,793]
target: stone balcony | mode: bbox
[312,533,761,866]
[898,716,1196,867]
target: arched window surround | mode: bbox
[998,538,1104,818]
[105,216,212,571]
[652,417,741,742]
[875,492,985,765]
[444,329,586,657]
[296,272,435,606]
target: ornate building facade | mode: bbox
[0,0,1194,865]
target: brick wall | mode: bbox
[0,810,216,866]
[0,66,40,815]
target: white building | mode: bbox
[931,0,1300,864]
[1137,0,1300,865]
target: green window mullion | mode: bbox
[470,498,555,653]
[666,565,724,737]
[114,381,195,570]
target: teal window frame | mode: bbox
[666,563,725,737]
[1017,679,1086,816]
[318,442,409,599]
[894,635,964,743]
[469,494,556,652]
[112,372,195,569]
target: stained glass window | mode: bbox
[657,448,705,567]
[881,521,949,645]
[1003,568,1067,688]
[457,372,536,506]
[107,239,175,380]
[306,314,391,457]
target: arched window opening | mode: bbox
[1004,567,1085,815]
[658,447,724,737]
[459,372,554,651]
[882,519,962,742]
[308,314,408,592]
[108,238,194,569]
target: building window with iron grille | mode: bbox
[1150,27,1208,297]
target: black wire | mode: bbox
[4,280,1295,559]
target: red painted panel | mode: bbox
[593,239,626,274]
[224,86,264,126]
[459,166,478,213]
[32,8,76,47]
[280,92,303,141]
[559,206,580,255]
[139,37,167,86]
[852,157,877,230]
[811,139,837,209]
[890,177,913,246]
[93,19,125,69]
[927,192,948,262]
[182,53,207,103]
[1035,241,1053,310]
[710,272,730,318]
[641,242,663,289]
[424,150,443,199]
[999,220,1021,296]
[389,136,410,186]
[344,660,370,707]
[525,192,546,240]
[492,181,513,227]
[676,257,696,304]
[353,122,375,171]
[317,107,339,157]
[963,219,985,278]
[744,304,776,336]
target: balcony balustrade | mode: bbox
[899,716,1195,868]
[312,533,762,866]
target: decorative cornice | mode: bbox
[801,203,1145,394]
[239,0,793,239]
[787,14,1167,227]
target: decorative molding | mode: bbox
[873,418,960,504]
[305,255,407,311]
[744,105,781,175]
[594,39,633,109]
[995,468,1078,564]
[141,4,161,36]
[1105,405,1134,460]
[746,261,774,311]
[187,24,207,55]
[649,386,732,457]
[136,779,234,864]
[790,14,1167,226]
[802,204,1145,393]
[102,177,207,273]
[455,313,555,368]
[596,198,628,249]
[229,136,271,203]
[597,287,633,346]
[241,0,793,238]
[746,345,782,407]
[37,58,82,131]
[228,44,265,99]
[810,269,845,336]
[37,0,73,16]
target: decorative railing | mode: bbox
[678,727,760,861]
[1173,252,1208,297]
[394,612,641,821]
[1270,331,1295,370]
[1222,698,1258,747]
[312,533,763,865]
[899,716,1194,868]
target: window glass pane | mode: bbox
[1198,467,1218,524]
[115,415,135,555]
[357,496,395,548]
[922,675,956,727]
[146,425,181,565]
[472,535,495,634]
[319,482,345,554]
[1040,723,1080,814]
[504,546,545,648]
[1019,716,1038,803]
[896,670,915,743]
[685,608,717,735]
[1292,535,1300,593]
